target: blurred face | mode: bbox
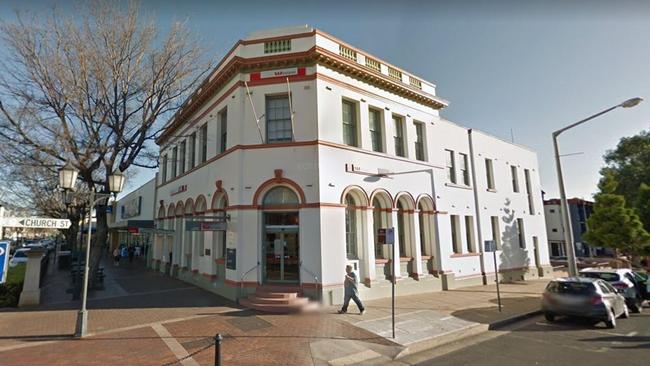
[346,265,352,274]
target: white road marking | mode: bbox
[626,331,638,337]
[440,316,454,321]
[151,323,199,366]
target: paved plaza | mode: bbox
[0,256,557,365]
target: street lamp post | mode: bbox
[553,97,643,277]
[59,162,125,338]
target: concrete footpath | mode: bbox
[0,258,560,365]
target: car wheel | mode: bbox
[605,308,616,329]
[544,312,555,322]
[621,304,630,319]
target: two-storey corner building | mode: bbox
[151,25,553,306]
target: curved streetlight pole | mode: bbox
[553,97,643,277]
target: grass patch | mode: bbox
[1,263,26,307]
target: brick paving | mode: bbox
[0,257,561,365]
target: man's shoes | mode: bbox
[337,310,346,314]
[360,309,365,315]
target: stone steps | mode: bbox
[240,285,319,314]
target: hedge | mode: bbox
[0,264,26,307]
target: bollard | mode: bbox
[214,333,223,366]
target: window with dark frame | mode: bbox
[414,122,425,161]
[450,215,461,254]
[189,133,196,169]
[200,124,207,163]
[445,149,456,183]
[511,165,520,192]
[465,216,475,252]
[342,100,358,147]
[179,140,186,174]
[266,95,293,143]
[517,218,526,248]
[369,108,383,152]
[161,154,168,183]
[219,108,228,153]
[525,169,535,214]
[393,115,405,157]
[171,146,178,177]
[485,158,495,190]
[459,153,470,185]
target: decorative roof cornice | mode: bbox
[157,42,448,145]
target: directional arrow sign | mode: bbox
[1,217,71,229]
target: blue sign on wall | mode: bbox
[0,241,9,284]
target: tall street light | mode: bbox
[59,162,125,338]
[553,97,643,277]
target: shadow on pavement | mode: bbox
[449,296,540,324]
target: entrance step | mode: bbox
[240,285,319,314]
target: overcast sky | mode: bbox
[2,0,649,200]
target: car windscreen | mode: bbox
[546,281,595,295]
[579,272,620,282]
[13,251,27,258]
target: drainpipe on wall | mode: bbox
[468,129,487,285]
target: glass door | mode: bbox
[263,212,299,283]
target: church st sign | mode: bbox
[1,217,72,229]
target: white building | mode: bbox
[108,178,156,260]
[151,25,552,306]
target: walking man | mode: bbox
[338,264,365,314]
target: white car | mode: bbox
[9,248,30,267]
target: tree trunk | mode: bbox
[88,201,109,289]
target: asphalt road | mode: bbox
[418,311,650,366]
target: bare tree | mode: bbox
[0,1,210,280]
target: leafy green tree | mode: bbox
[601,130,650,227]
[583,192,650,256]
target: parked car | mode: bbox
[579,268,648,313]
[542,277,628,328]
[9,248,30,267]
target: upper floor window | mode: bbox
[171,146,178,178]
[511,165,520,192]
[342,100,359,147]
[445,149,456,183]
[369,108,383,152]
[525,169,535,215]
[179,140,186,174]
[393,115,405,157]
[189,133,196,169]
[264,39,291,54]
[161,154,168,183]
[218,108,228,153]
[485,158,495,190]
[266,95,292,143]
[459,153,470,185]
[414,122,426,161]
[200,124,208,163]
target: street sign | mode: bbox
[1,217,71,229]
[0,241,9,284]
[185,221,227,231]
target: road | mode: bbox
[416,312,650,366]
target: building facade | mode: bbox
[108,178,157,262]
[543,198,608,258]
[151,26,552,305]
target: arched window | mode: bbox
[397,200,407,256]
[262,186,299,205]
[345,194,359,259]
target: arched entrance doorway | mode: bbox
[261,186,300,283]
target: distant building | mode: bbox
[543,198,610,257]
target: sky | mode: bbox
[1,0,649,200]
